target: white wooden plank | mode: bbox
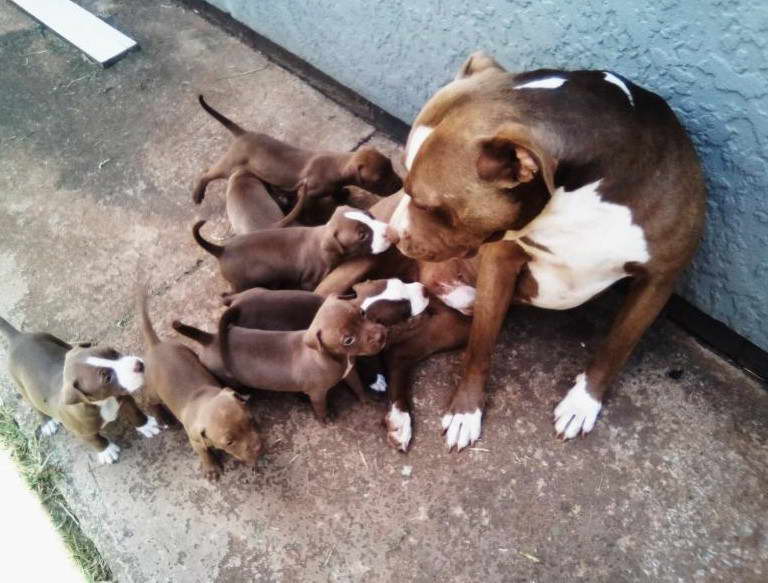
[11,0,138,66]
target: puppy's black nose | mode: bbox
[134,360,145,373]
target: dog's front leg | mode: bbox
[118,396,161,438]
[190,437,221,481]
[554,274,677,439]
[343,367,367,401]
[442,241,528,451]
[81,433,121,465]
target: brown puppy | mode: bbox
[0,317,153,465]
[220,288,323,330]
[192,205,391,292]
[172,295,387,421]
[225,169,287,234]
[219,281,430,395]
[314,193,480,451]
[192,95,402,221]
[139,290,261,481]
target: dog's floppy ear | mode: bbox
[303,329,327,354]
[61,379,85,405]
[61,348,87,405]
[475,123,556,195]
[321,229,345,257]
[199,428,213,447]
[455,51,506,80]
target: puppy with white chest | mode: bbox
[172,294,388,421]
[0,317,158,464]
[192,205,392,292]
[138,289,262,481]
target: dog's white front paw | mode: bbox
[369,374,387,393]
[40,419,61,437]
[441,408,482,451]
[96,442,121,465]
[136,415,161,438]
[385,404,412,452]
[554,374,602,440]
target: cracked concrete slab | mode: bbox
[1,1,767,582]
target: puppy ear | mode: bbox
[321,230,345,257]
[455,51,506,80]
[199,428,213,447]
[61,379,85,405]
[475,123,555,194]
[304,330,326,353]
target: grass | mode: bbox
[0,398,112,582]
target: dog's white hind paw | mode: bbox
[136,415,161,438]
[385,404,412,452]
[40,419,61,437]
[369,374,387,393]
[441,408,482,451]
[96,442,121,465]
[554,374,602,440]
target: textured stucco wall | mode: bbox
[206,0,768,350]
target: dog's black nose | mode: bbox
[134,360,145,373]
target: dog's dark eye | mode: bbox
[101,369,113,383]
[342,335,356,346]
[358,228,369,240]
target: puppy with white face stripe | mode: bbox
[0,317,159,465]
[193,204,393,293]
[387,51,705,450]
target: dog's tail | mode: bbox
[172,320,214,346]
[272,180,308,228]
[198,95,246,136]
[137,286,160,348]
[218,306,240,378]
[0,317,19,341]
[192,220,224,258]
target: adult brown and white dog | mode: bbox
[386,52,706,450]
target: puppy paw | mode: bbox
[203,465,221,482]
[369,374,387,393]
[40,419,61,437]
[136,415,162,438]
[553,373,602,440]
[441,408,482,452]
[385,404,412,452]
[96,442,121,465]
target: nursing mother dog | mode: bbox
[387,52,705,450]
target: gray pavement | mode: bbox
[1,2,767,582]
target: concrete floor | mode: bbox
[1,2,767,582]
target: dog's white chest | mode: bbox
[95,397,120,426]
[505,180,649,310]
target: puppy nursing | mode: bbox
[0,317,156,464]
[174,294,387,421]
[192,205,392,292]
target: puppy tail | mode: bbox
[272,180,308,228]
[0,317,19,341]
[137,287,160,347]
[198,95,246,136]
[218,306,240,377]
[192,220,223,258]
[172,320,214,346]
